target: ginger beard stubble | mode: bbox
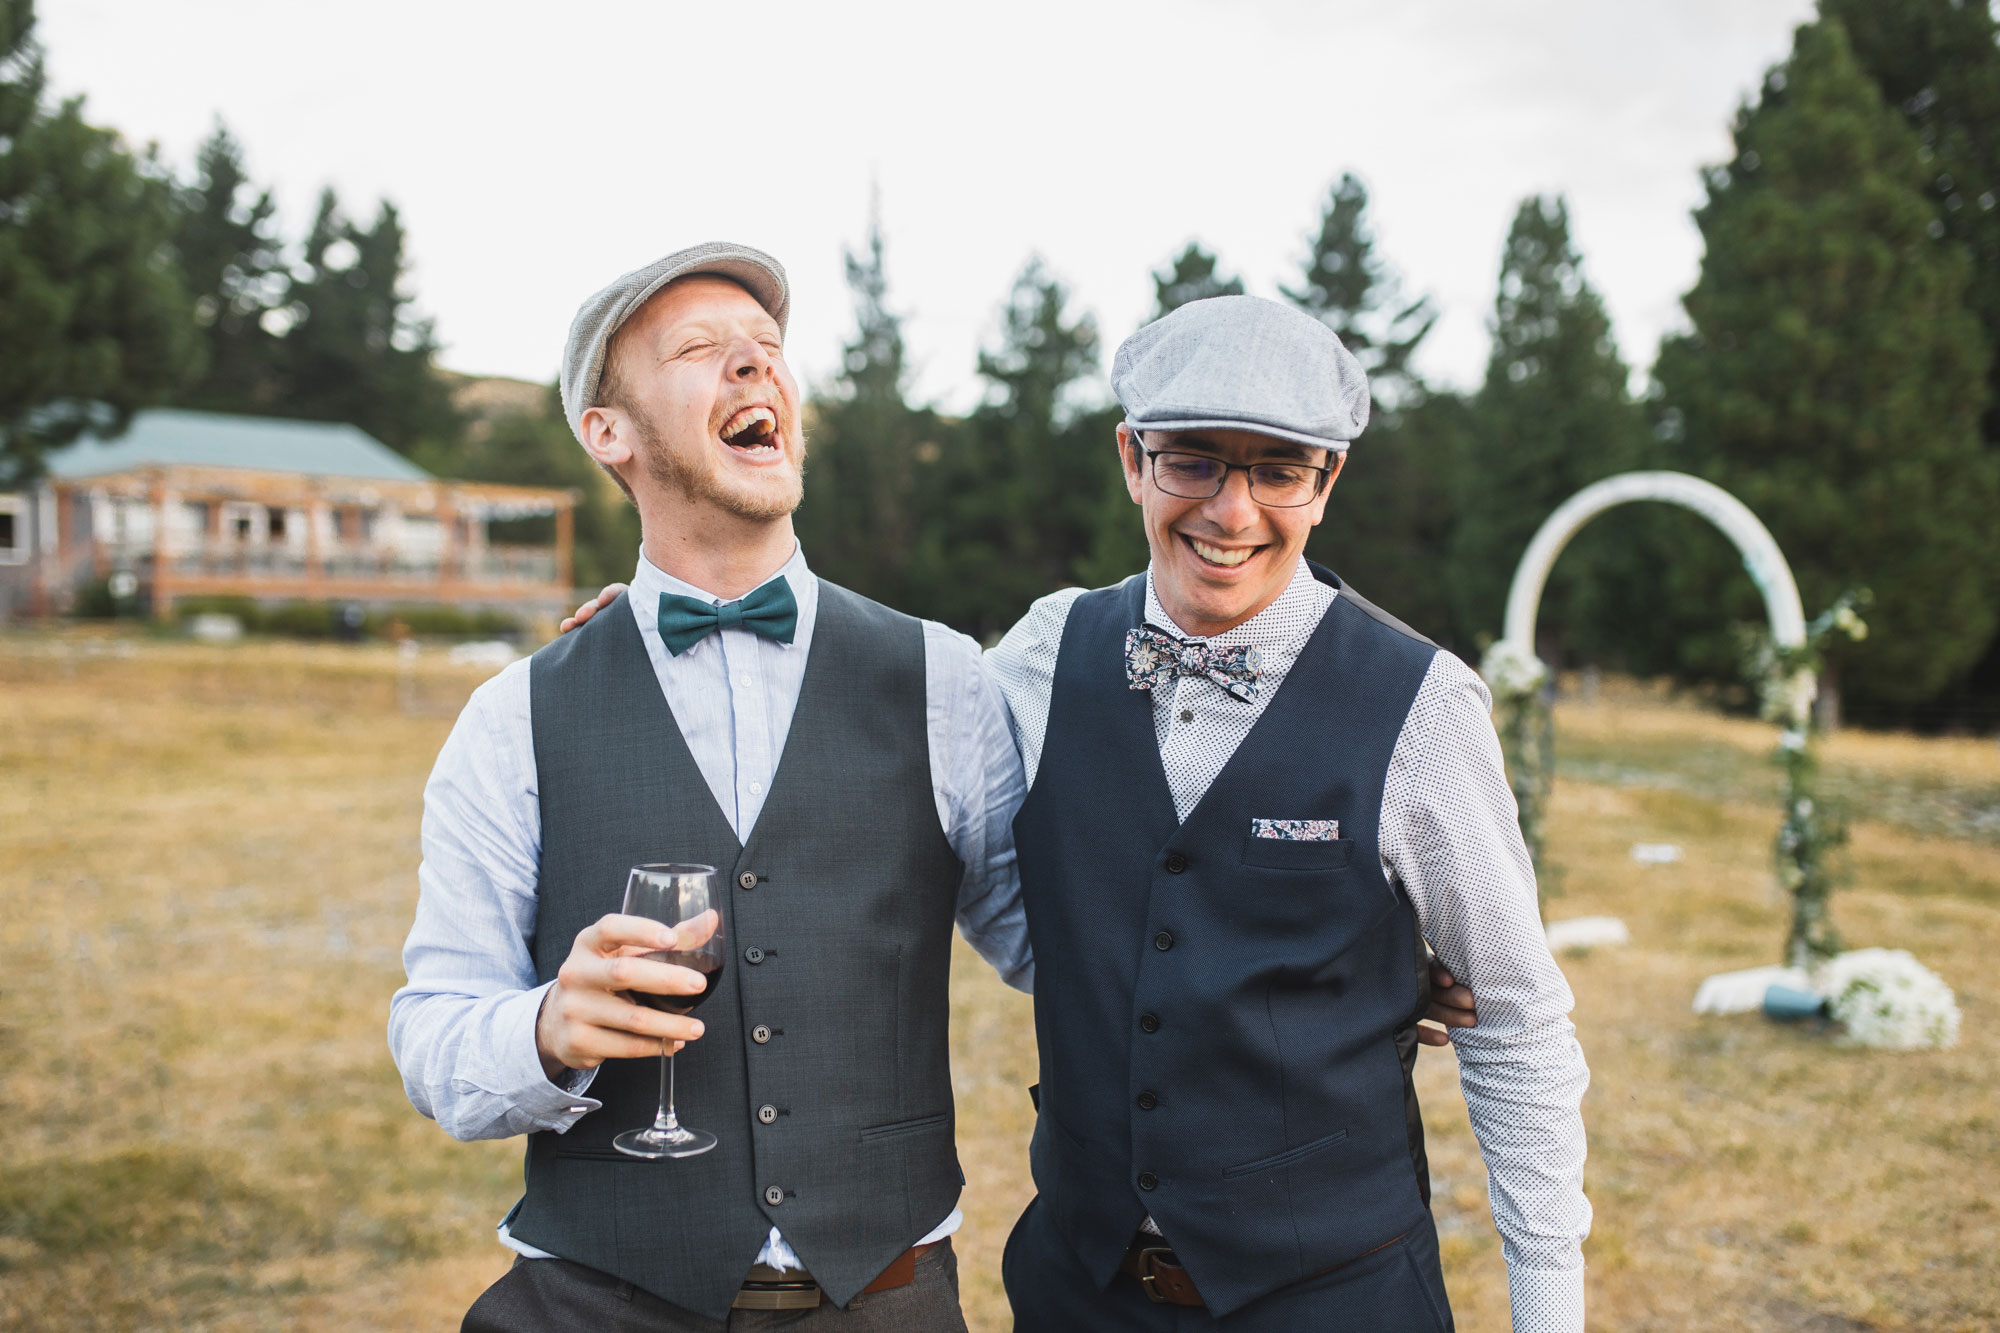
[621,389,807,524]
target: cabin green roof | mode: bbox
[45,409,434,483]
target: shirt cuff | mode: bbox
[497,980,602,1123]
[1508,1262,1584,1333]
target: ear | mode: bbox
[580,405,636,474]
[1307,449,1347,528]
[1115,423,1145,504]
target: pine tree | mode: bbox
[1829,0,2000,723]
[1313,391,1470,646]
[1655,18,2000,710]
[1827,0,2000,443]
[791,197,948,611]
[173,122,286,415]
[0,0,198,483]
[1283,173,1436,408]
[1278,172,1457,640]
[1150,241,1244,317]
[937,258,1119,638]
[1451,196,1649,657]
[276,189,461,455]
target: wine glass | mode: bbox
[613,863,726,1159]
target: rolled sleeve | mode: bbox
[1509,1264,1586,1333]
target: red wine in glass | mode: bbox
[614,864,725,1159]
[629,953,723,1014]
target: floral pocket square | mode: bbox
[1250,819,1340,841]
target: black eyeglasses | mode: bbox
[1133,437,1333,508]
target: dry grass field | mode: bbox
[1,634,1996,1331]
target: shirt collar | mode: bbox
[1144,556,1324,654]
[628,541,815,645]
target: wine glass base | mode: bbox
[614,1125,718,1159]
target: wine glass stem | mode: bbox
[656,1047,681,1133]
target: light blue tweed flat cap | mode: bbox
[560,241,790,442]
[1112,295,1370,451]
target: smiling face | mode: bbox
[583,274,805,523]
[1118,424,1344,637]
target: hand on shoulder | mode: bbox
[561,583,628,634]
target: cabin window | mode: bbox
[0,499,21,565]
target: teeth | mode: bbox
[1191,538,1254,567]
[722,406,777,444]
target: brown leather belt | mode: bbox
[1117,1231,1408,1307]
[732,1241,940,1311]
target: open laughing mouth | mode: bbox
[719,405,781,456]
[1182,534,1261,569]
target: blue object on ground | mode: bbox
[1762,985,1827,1021]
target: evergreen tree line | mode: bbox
[0,0,637,587]
[806,4,2000,727]
[5,0,1999,724]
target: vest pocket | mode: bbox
[1221,1128,1349,1180]
[858,1110,950,1143]
[1241,836,1354,871]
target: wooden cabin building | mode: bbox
[0,409,575,622]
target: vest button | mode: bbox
[1137,1171,1158,1192]
[745,946,766,964]
[739,871,758,890]
[757,1104,778,1124]
[752,1025,772,1044]
[1137,1091,1158,1111]
[1154,931,1174,952]
[764,1185,784,1207]
[1164,851,1188,874]
[1139,1013,1160,1033]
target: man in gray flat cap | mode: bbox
[984,295,1591,1331]
[391,242,1036,1330]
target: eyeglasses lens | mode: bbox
[1150,452,1321,507]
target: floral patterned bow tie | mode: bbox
[1123,627,1264,703]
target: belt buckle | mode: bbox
[1134,1245,1178,1304]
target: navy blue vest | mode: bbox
[1013,565,1438,1318]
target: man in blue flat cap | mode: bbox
[985,295,1590,1331]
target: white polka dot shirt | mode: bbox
[986,559,1591,1333]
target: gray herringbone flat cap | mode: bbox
[560,242,790,440]
[1112,295,1370,451]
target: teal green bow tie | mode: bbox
[656,580,799,656]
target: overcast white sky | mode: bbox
[40,0,1818,411]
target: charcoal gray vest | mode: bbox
[1013,564,1437,1318]
[510,583,964,1322]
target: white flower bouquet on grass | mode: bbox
[1815,948,1961,1050]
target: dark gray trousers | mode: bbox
[462,1243,966,1333]
[1002,1198,1453,1333]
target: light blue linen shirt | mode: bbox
[389,544,1032,1271]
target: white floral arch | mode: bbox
[1499,470,1811,722]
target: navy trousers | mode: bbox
[1002,1198,1454,1333]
